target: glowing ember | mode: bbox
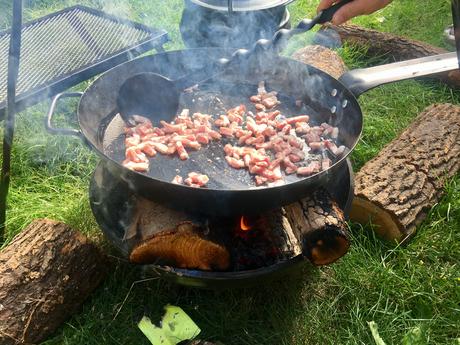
[240,216,253,231]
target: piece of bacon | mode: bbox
[219,126,234,137]
[125,134,141,147]
[297,161,321,176]
[138,142,157,157]
[175,141,189,160]
[122,160,149,172]
[171,175,183,184]
[225,156,245,169]
[185,172,209,187]
[160,121,187,134]
[151,142,169,155]
[287,115,310,124]
[125,147,148,163]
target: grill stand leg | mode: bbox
[0,0,22,243]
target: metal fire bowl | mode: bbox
[89,159,354,289]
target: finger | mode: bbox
[332,0,392,25]
[331,1,367,25]
[317,0,339,12]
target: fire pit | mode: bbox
[89,158,353,288]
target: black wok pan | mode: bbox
[46,48,458,216]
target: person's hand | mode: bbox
[317,0,393,25]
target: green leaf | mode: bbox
[367,321,387,345]
[138,305,201,345]
[138,316,174,345]
[402,327,426,345]
[161,305,201,343]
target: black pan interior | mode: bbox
[101,79,346,190]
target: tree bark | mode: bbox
[0,219,107,345]
[284,188,350,266]
[319,24,460,87]
[351,104,460,241]
[291,45,348,79]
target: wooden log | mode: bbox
[291,45,348,79]
[128,198,231,271]
[0,219,106,345]
[284,188,350,266]
[319,24,460,87]
[126,192,349,269]
[351,104,460,241]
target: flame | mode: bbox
[240,216,253,231]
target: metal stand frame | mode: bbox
[453,0,460,68]
[0,0,22,242]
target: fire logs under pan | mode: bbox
[89,159,353,289]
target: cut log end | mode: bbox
[291,45,347,79]
[303,228,350,266]
[350,197,413,242]
[284,188,350,266]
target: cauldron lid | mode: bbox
[190,0,294,11]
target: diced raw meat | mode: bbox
[122,160,149,172]
[309,142,324,151]
[220,126,234,137]
[125,134,141,147]
[172,175,183,184]
[151,142,169,155]
[297,161,321,176]
[287,115,310,124]
[185,172,209,187]
[139,142,157,157]
[175,141,189,160]
[225,156,245,169]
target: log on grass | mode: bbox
[291,45,348,79]
[284,188,350,266]
[319,24,460,87]
[128,198,231,271]
[0,219,106,345]
[351,104,460,241]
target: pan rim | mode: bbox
[78,48,363,193]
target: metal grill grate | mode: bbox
[0,5,168,113]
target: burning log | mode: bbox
[128,198,231,271]
[0,219,106,345]
[291,45,348,79]
[127,191,350,269]
[284,188,350,266]
[319,24,460,87]
[351,104,460,241]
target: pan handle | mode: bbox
[339,52,459,97]
[46,92,84,138]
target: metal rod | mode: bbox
[228,0,233,15]
[453,0,460,69]
[0,0,23,242]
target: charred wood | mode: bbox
[284,188,350,266]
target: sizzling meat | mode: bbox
[122,81,347,187]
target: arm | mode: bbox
[317,0,393,25]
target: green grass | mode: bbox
[1,1,460,344]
